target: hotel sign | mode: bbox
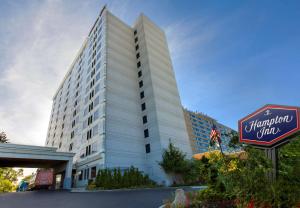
[239,104,300,146]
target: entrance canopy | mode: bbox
[0,143,75,189]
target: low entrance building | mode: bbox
[0,143,74,189]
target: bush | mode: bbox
[94,166,156,189]
[192,140,300,207]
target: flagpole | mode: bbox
[218,139,224,156]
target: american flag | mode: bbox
[210,124,221,144]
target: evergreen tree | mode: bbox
[0,132,8,143]
[158,142,189,184]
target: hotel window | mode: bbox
[140,91,144,99]
[141,103,146,111]
[72,120,76,128]
[89,90,94,100]
[142,115,147,124]
[73,110,77,117]
[86,145,91,156]
[136,53,140,59]
[69,143,73,151]
[144,129,149,138]
[89,102,94,112]
[88,115,93,125]
[139,81,143,88]
[138,70,142,77]
[137,61,141,68]
[91,166,97,178]
[145,144,150,153]
[86,129,92,140]
[90,79,95,88]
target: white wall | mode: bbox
[105,11,146,172]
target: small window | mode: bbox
[144,129,149,138]
[91,166,97,178]
[136,53,140,59]
[134,37,138,43]
[86,145,91,156]
[134,30,137,35]
[145,144,150,153]
[135,45,139,51]
[88,115,93,125]
[59,142,62,148]
[86,129,92,140]
[89,102,94,112]
[142,115,147,124]
[137,61,141,68]
[69,143,73,151]
[139,81,143,88]
[141,103,146,111]
[140,91,144,99]
[138,70,142,77]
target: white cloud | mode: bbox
[164,17,218,62]
[0,0,92,145]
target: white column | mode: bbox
[63,159,73,189]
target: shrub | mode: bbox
[94,166,156,189]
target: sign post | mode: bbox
[239,104,300,180]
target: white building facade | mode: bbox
[45,6,192,187]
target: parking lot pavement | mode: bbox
[0,188,176,208]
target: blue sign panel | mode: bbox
[239,105,300,146]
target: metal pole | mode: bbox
[265,148,277,182]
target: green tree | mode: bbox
[0,132,8,143]
[158,142,189,184]
[0,168,23,193]
[0,132,18,192]
[274,137,300,207]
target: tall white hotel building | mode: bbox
[45,6,192,187]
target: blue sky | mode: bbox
[0,0,300,146]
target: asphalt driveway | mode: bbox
[0,188,177,208]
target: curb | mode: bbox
[70,186,207,193]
